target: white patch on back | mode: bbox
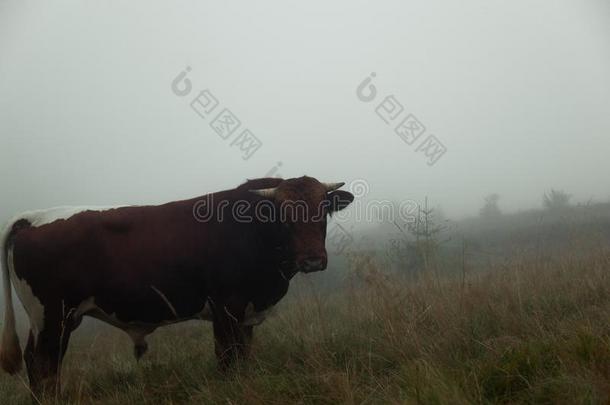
[1,205,126,345]
[7,247,45,344]
[7,205,124,229]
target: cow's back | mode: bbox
[6,204,210,320]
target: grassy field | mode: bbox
[0,245,609,404]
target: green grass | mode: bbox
[1,247,609,404]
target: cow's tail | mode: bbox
[0,220,26,375]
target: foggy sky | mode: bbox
[1,0,609,226]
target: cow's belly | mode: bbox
[74,295,214,331]
[76,295,275,330]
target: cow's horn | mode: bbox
[323,182,345,192]
[250,187,277,198]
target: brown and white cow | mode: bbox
[0,176,354,394]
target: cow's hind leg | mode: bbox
[24,310,76,398]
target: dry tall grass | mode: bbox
[0,245,608,404]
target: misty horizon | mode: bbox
[1,1,609,226]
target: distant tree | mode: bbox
[390,197,449,277]
[479,193,502,218]
[543,189,571,211]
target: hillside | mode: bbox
[0,238,608,404]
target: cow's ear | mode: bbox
[328,190,354,213]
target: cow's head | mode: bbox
[250,176,354,273]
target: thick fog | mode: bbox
[1,0,609,225]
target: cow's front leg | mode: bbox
[212,306,253,370]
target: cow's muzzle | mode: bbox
[298,256,328,273]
